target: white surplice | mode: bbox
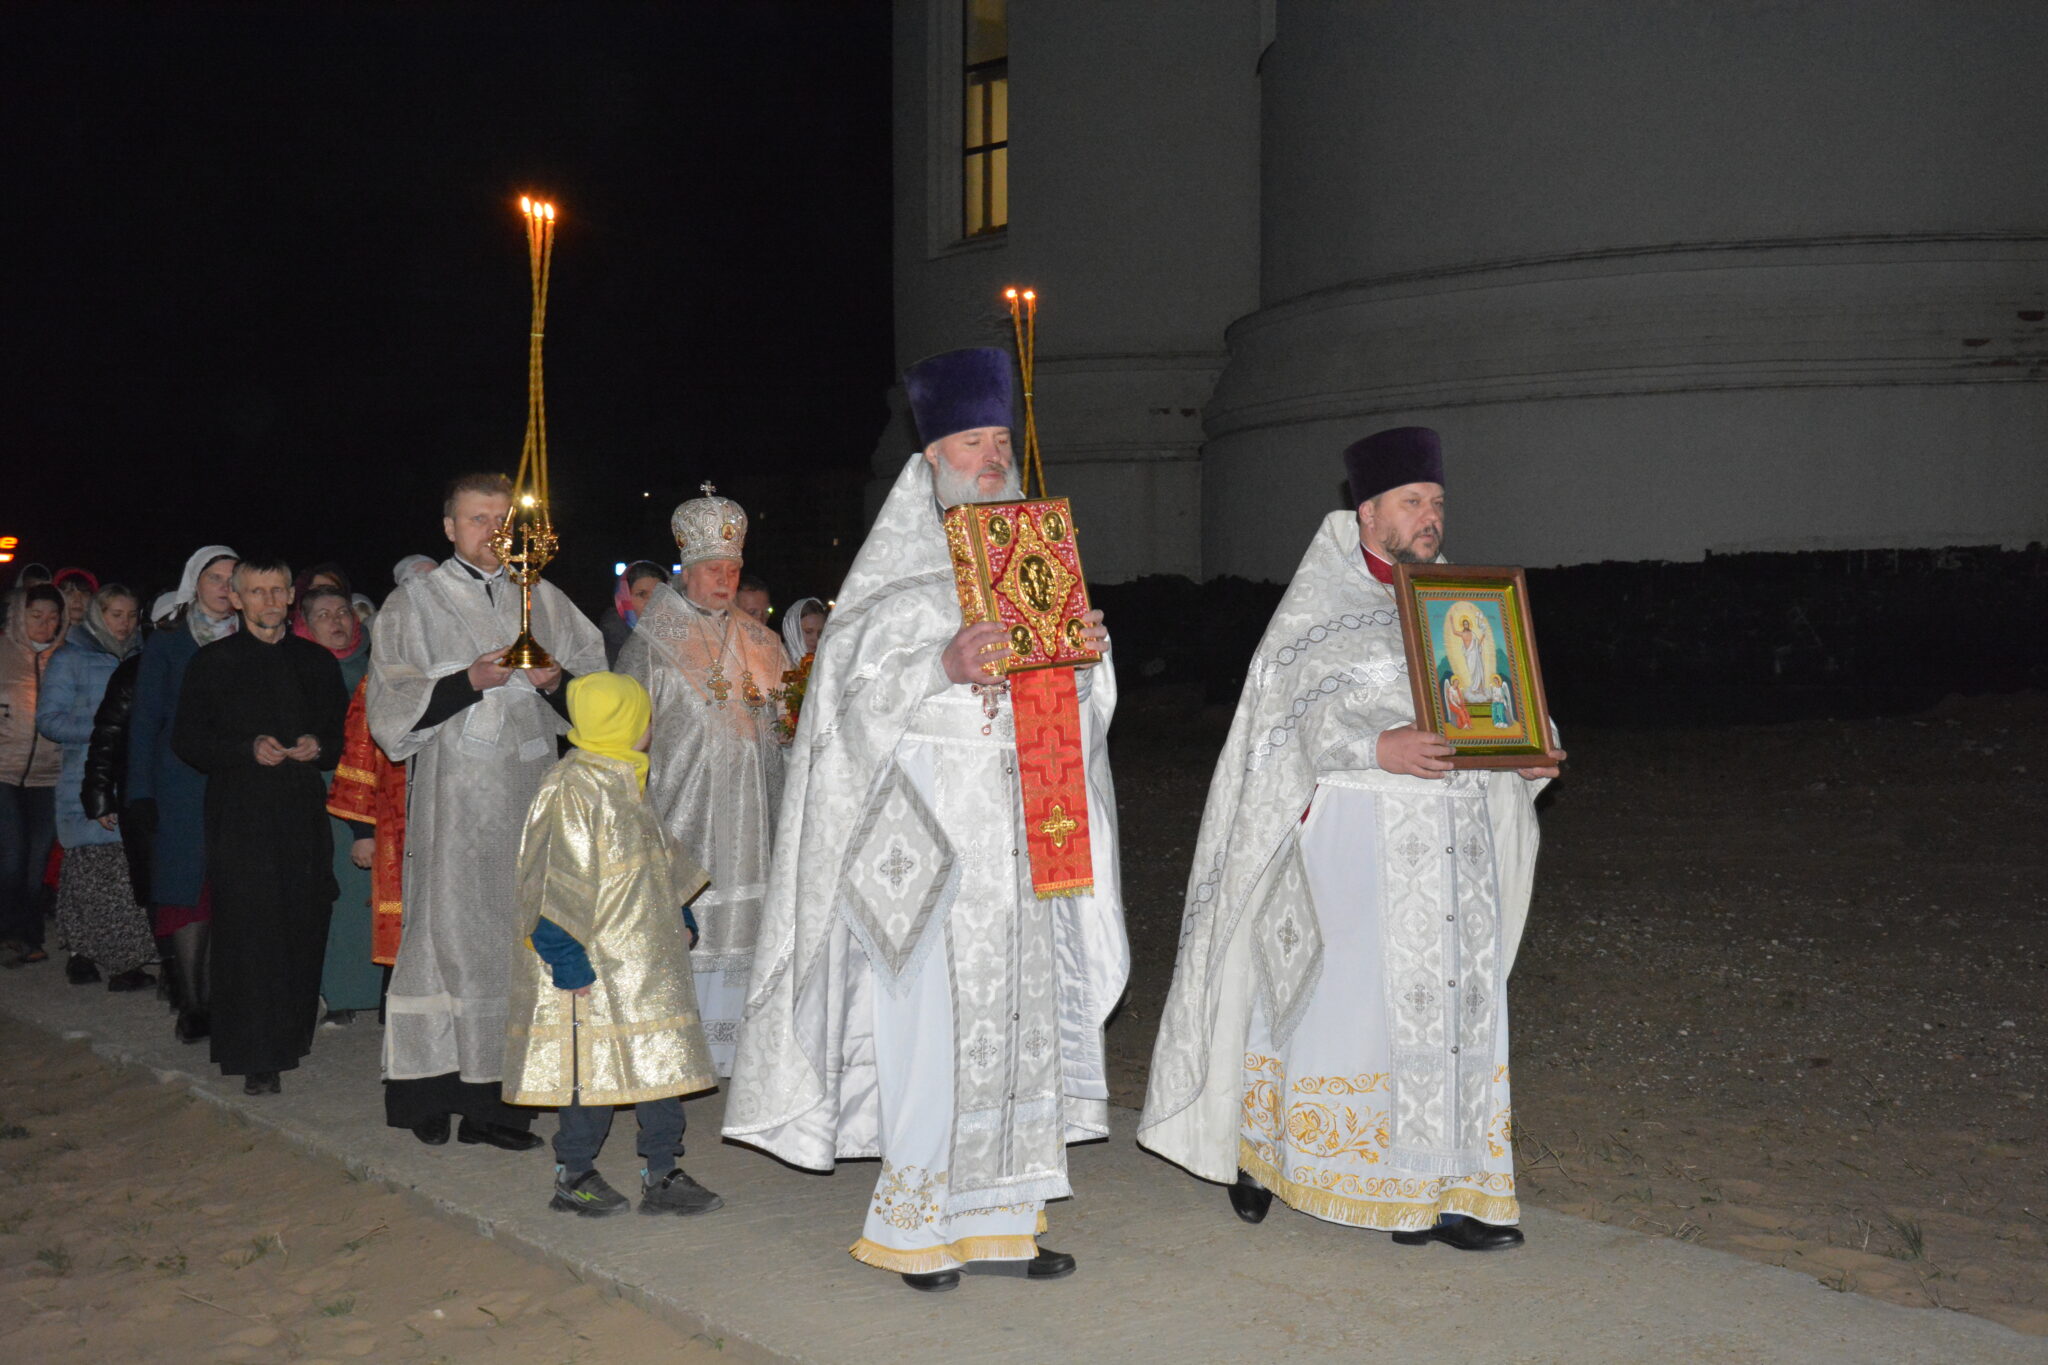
[1138,511,1548,1230]
[366,560,604,1083]
[724,454,1128,1274]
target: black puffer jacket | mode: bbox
[83,653,150,907]
[82,654,137,818]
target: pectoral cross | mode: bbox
[1038,802,1079,849]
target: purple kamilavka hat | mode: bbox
[1345,426,1445,506]
[904,347,1016,447]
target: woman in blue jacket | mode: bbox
[40,585,154,987]
[129,545,238,1040]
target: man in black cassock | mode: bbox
[174,558,349,1095]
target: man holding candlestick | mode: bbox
[725,348,1127,1292]
[368,472,605,1150]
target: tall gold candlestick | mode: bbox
[493,195,562,669]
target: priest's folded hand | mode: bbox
[467,650,515,692]
[1078,608,1109,657]
[286,734,320,762]
[253,735,289,767]
[942,621,1014,685]
[1515,748,1567,780]
[1376,724,1454,778]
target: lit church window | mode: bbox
[963,0,1007,237]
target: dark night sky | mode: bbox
[6,1,893,613]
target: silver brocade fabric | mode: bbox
[616,582,788,1070]
[366,559,605,1083]
[723,454,1130,1216]
[502,750,715,1106]
[1136,511,1548,1185]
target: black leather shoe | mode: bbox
[1392,1218,1525,1252]
[175,1010,210,1043]
[902,1269,960,1292]
[66,954,101,985]
[243,1071,281,1096]
[1228,1170,1272,1224]
[457,1118,544,1151]
[411,1114,451,1145]
[962,1249,1078,1280]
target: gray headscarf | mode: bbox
[175,545,240,644]
[392,553,437,586]
[80,585,143,660]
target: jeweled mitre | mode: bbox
[671,483,749,569]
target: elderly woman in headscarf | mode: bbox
[128,544,238,1039]
[38,584,154,988]
[296,582,383,1024]
[391,553,436,594]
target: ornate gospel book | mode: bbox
[942,496,1101,674]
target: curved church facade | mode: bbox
[881,0,2046,584]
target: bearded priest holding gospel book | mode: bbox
[724,347,1128,1293]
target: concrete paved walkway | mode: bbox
[3,967,2039,1364]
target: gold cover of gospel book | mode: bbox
[942,496,1100,673]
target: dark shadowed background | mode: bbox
[5,0,891,614]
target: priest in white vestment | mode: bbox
[724,348,1128,1292]
[615,486,788,1075]
[1138,428,1563,1252]
[367,472,605,1149]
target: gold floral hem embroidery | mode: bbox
[1239,1138,1518,1231]
[850,1232,1040,1275]
[871,1162,944,1232]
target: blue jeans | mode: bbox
[0,783,55,948]
[553,1096,686,1178]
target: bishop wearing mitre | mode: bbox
[614,485,788,1075]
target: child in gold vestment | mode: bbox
[504,671,723,1217]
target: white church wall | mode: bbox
[880,0,1263,581]
[1203,0,2048,578]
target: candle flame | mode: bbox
[543,202,555,222]
[521,494,536,508]
[1004,287,1018,300]
[520,195,532,214]
[1023,289,1036,301]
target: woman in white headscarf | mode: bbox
[129,544,238,1038]
[779,595,827,665]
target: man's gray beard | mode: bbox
[933,462,1024,508]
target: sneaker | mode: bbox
[639,1168,724,1216]
[550,1168,630,1218]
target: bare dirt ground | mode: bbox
[1105,685,2048,1336]
[0,1020,722,1364]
